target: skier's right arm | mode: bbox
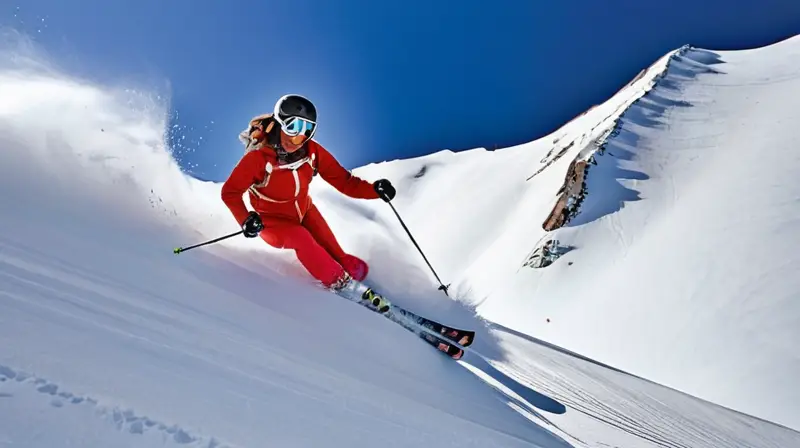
[221,151,264,226]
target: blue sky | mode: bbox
[3,1,799,181]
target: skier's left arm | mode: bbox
[314,142,381,199]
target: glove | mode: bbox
[373,179,396,202]
[242,211,264,238]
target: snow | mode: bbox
[453,38,800,430]
[1,28,799,447]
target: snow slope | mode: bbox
[1,29,799,447]
[348,36,800,430]
[454,38,800,430]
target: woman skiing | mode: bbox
[221,94,395,311]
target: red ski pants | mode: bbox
[258,204,368,287]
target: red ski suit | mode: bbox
[221,139,379,287]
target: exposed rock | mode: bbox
[523,238,570,268]
[542,159,589,231]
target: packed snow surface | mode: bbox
[1,30,799,447]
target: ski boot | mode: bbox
[330,273,391,313]
[362,288,391,313]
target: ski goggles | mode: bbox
[279,116,316,139]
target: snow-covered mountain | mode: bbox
[1,29,799,447]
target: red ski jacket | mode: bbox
[221,140,379,226]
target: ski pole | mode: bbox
[386,201,450,296]
[173,230,244,254]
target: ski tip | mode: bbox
[173,247,183,254]
[442,329,475,347]
[436,342,464,360]
[460,331,476,347]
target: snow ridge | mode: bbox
[539,45,693,231]
[562,44,722,229]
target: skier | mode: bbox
[221,94,395,311]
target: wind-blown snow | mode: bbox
[1,28,799,447]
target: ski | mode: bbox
[389,306,475,347]
[384,305,466,360]
[332,284,471,360]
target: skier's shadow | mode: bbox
[463,347,568,416]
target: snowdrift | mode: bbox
[1,28,799,447]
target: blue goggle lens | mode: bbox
[283,117,316,137]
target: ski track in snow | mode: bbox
[486,328,799,448]
[0,365,221,447]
